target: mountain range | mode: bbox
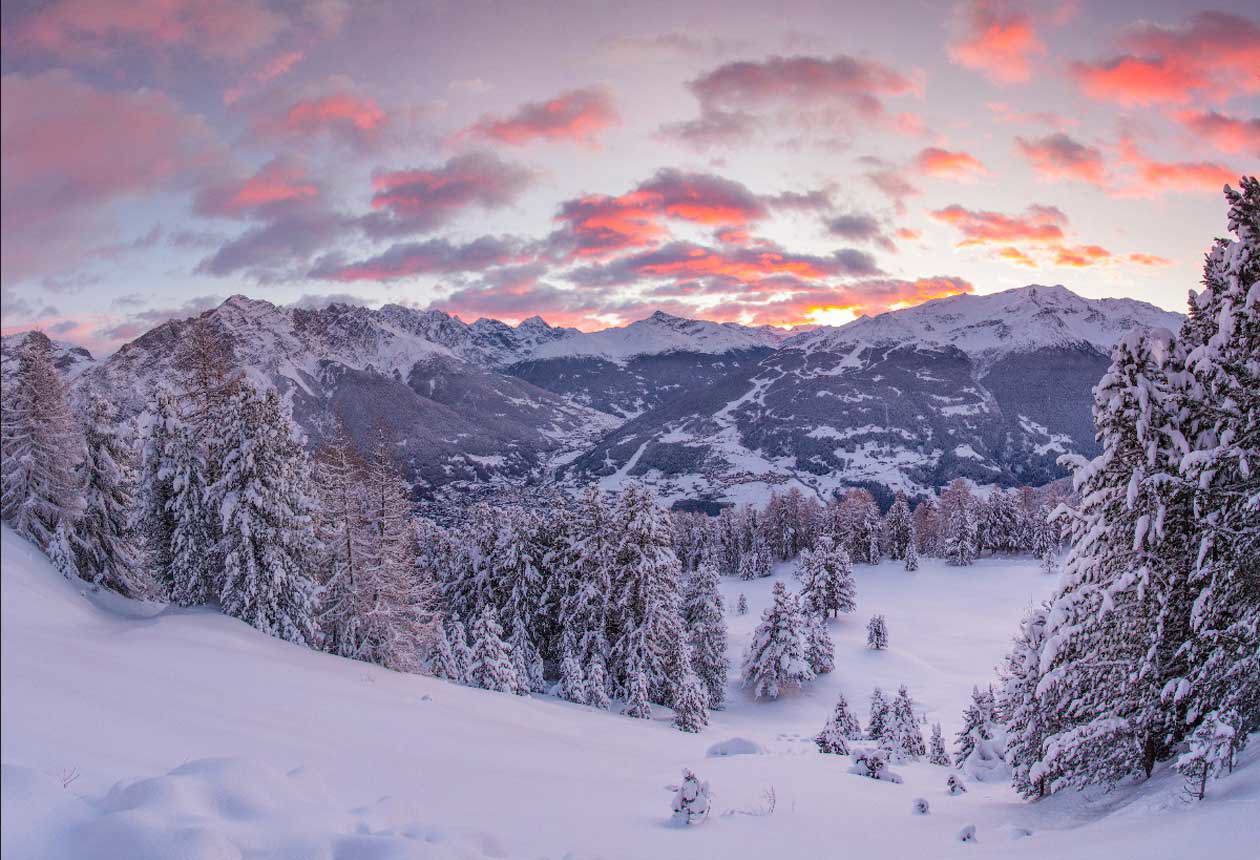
[3,284,1183,506]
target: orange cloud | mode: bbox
[997,246,1037,267]
[1116,140,1239,195]
[1053,244,1111,267]
[1174,111,1260,157]
[1128,253,1173,267]
[930,203,1066,245]
[948,0,1045,84]
[914,147,988,181]
[465,87,619,146]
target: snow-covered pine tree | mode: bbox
[881,492,914,560]
[953,686,996,767]
[1000,604,1051,798]
[586,654,611,710]
[672,672,709,733]
[670,769,711,825]
[1034,330,1195,791]
[470,605,518,693]
[172,315,238,426]
[736,593,748,615]
[557,486,614,668]
[210,385,320,646]
[1168,177,1260,740]
[979,489,1022,554]
[888,685,926,760]
[164,405,217,606]
[508,620,545,695]
[737,534,772,579]
[903,535,920,572]
[622,663,652,719]
[428,620,464,682]
[47,518,81,580]
[798,535,857,618]
[867,687,890,742]
[835,489,882,564]
[928,723,950,766]
[76,396,148,597]
[805,613,834,674]
[816,693,861,754]
[557,647,588,704]
[866,614,888,650]
[911,498,942,557]
[450,619,473,681]
[942,489,978,566]
[607,482,689,707]
[0,332,84,551]
[683,558,728,709]
[1176,712,1239,801]
[741,581,814,699]
[313,423,369,658]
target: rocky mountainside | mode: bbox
[1,332,96,381]
[563,285,1184,506]
[6,284,1182,503]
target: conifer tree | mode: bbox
[586,655,611,710]
[816,693,861,754]
[979,489,1022,554]
[953,686,996,768]
[557,648,588,704]
[313,423,369,657]
[881,492,915,560]
[509,620,545,695]
[47,518,81,580]
[683,559,728,708]
[622,664,652,719]
[903,536,920,572]
[867,687,890,742]
[672,673,709,733]
[429,620,464,682]
[999,604,1051,798]
[470,605,518,693]
[798,536,856,618]
[741,582,814,699]
[805,613,834,674]
[449,619,474,681]
[558,486,614,666]
[76,396,148,597]
[888,685,926,760]
[928,723,950,766]
[737,535,772,579]
[210,385,320,647]
[736,593,748,615]
[165,408,216,606]
[866,614,888,650]
[0,332,84,551]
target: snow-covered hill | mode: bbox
[3,526,1254,859]
[0,331,96,381]
[788,284,1183,367]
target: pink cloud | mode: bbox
[1016,133,1106,184]
[277,92,387,142]
[688,54,918,114]
[194,156,319,219]
[6,0,289,62]
[464,87,619,146]
[930,203,1067,245]
[1072,11,1260,105]
[948,0,1045,84]
[1115,140,1239,195]
[914,147,988,181]
[1174,111,1260,157]
[224,50,304,105]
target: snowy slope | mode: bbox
[3,526,1254,859]
[789,284,1184,366]
[528,311,789,364]
[0,331,96,382]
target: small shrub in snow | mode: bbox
[670,769,711,825]
[912,797,929,815]
[866,614,888,650]
[848,748,903,783]
[946,774,968,795]
[958,824,977,843]
[1176,711,1238,801]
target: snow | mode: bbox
[789,284,1184,365]
[529,310,786,365]
[3,526,1256,859]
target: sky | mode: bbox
[1,0,1257,355]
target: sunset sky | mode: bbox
[2,0,1257,354]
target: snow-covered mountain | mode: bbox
[1,331,96,381]
[565,285,1184,505]
[788,284,1183,366]
[80,296,615,492]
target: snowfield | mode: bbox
[2,526,1255,859]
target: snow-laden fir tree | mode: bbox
[607,482,689,707]
[903,536,920,572]
[1167,177,1260,742]
[557,647,588,704]
[737,534,772,579]
[0,332,84,551]
[470,605,518,693]
[928,723,950,766]
[816,693,861,755]
[449,619,474,681]
[999,604,1051,798]
[672,672,709,733]
[76,396,148,597]
[670,769,711,825]
[586,654,611,710]
[428,620,465,683]
[866,614,888,650]
[622,662,653,719]
[509,620,545,695]
[47,518,81,580]
[979,489,1023,554]
[954,686,1003,779]
[741,581,814,699]
[209,384,320,647]
[683,558,728,708]
[798,535,856,618]
[943,502,978,566]
[881,492,915,560]
[161,401,217,606]
[912,498,942,557]
[557,486,614,667]
[888,685,926,760]
[736,593,748,615]
[867,687,890,742]
[1032,330,1195,791]
[805,613,834,675]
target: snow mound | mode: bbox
[2,758,509,860]
[705,737,766,757]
